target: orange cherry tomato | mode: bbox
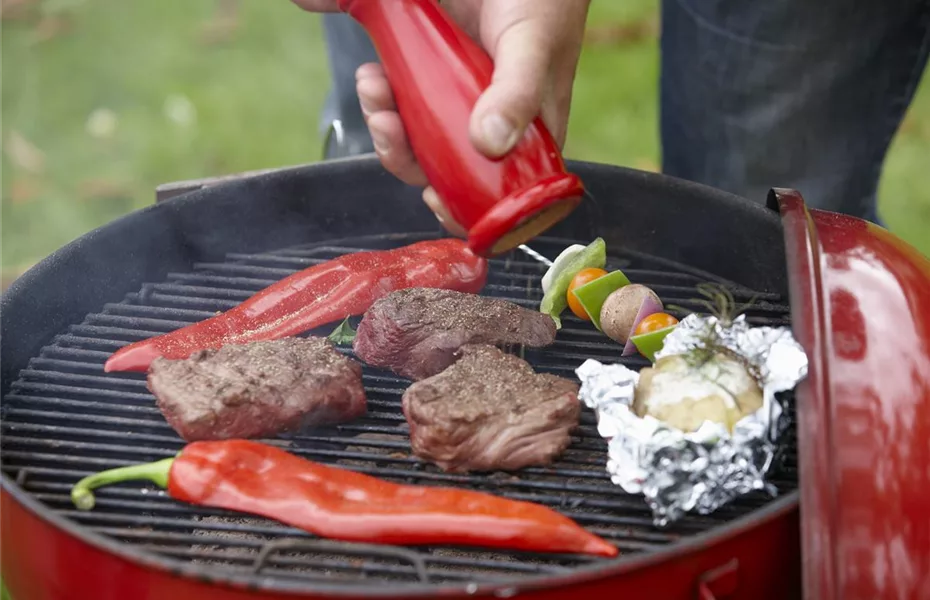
[634,312,679,337]
[566,268,609,320]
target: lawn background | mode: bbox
[2,0,928,288]
[0,4,927,596]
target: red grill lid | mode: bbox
[771,188,930,600]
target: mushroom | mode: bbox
[599,284,663,345]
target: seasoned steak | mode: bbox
[353,287,557,380]
[402,345,580,472]
[148,337,366,441]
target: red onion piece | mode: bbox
[621,295,664,356]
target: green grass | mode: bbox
[2,0,928,281]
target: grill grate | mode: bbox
[0,234,797,591]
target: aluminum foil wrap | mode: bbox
[576,313,808,527]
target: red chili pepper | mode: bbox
[71,440,618,558]
[104,239,488,373]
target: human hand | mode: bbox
[294,0,591,236]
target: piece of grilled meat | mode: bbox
[148,337,366,441]
[402,344,580,472]
[353,288,557,380]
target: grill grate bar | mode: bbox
[2,428,181,448]
[52,316,775,361]
[37,346,124,362]
[61,330,147,348]
[150,283,262,301]
[1,405,616,468]
[167,273,280,288]
[233,239,776,295]
[103,303,218,320]
[1,233,797,590]
[2,413,166,432]
[232,236,781,297]
[146,546,437,585]
[254,539,431,583]
[89,526,647,570]
[4,390,609,436]
[67,325,167,341]
[27,358,135,374]
[8,382,153,401]
[17,369,149,388]
[72,280,787,346]
[147,278,787,314]
[9,373,418,409]
[143,278,785,318]
[27,492,680,550]
[165,269,723,292]
[88,298,785,335]
[88,313,196,330]
[18,481,690,543]
[142,293,243,311]
[52,335,133,350]
[2,436,791,524]
[34,475,650,526]
[163,265,773,307]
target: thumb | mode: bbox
[469,21,551,158]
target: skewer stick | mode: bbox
[518,245,553,267]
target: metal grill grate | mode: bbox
[0,234,797,591]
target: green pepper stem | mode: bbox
[71,457,175,511]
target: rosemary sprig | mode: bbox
[665,283,760,377]
[668,283,757,325]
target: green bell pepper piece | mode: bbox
[571,270,631,331]
[631,325,678,362]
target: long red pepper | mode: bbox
[104,239,488,373]
[70,440,618,558]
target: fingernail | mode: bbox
[371,128,390,154]
[359,95,374,117]
[480,113,518,154]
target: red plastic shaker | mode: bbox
[338,0,584,257]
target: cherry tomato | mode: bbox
[567,268,609,320]
[633,312,679,337]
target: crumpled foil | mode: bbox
[576,313,808,527]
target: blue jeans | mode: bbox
[319,14,378,159]
[320,1,930,223]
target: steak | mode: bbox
[402,344,580,472]
[353,287,557,380]
[148,337,366,441]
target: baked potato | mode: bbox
[633,352,762,433]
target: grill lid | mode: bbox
[770,189,930,600]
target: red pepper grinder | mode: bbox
[338,0,585,258]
